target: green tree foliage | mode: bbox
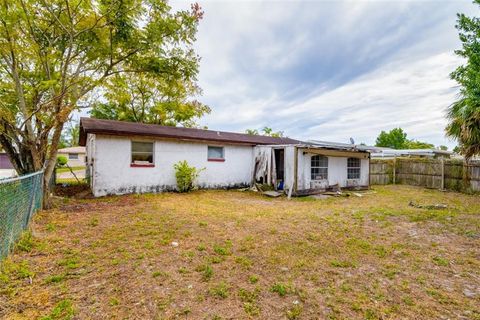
[90,73,210,127]
[262,127,284,137]
[375,128,435,149]
[245,127,284,137]
[438,145,448,151]
[67,124,80,147]
[58,135,70,150]
[0,0,204,205]
[59,122,80,148]
[173,160,204,192]
[375,128,409,149]
[447,3,480,160]
[406,140,435,149]
[245,129,259,135]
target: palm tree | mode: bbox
[446,98,480,160]
[447,7,480,160]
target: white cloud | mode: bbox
[170,1,477,148]
[290,52,461,146]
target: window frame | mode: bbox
[68,153,79,160]
[131,141,155,167]
[311,155,328,180]
[207,146,225,162]
[347,157,361,179]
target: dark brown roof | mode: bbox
[79,118,299,146]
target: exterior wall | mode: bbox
[0,169,16,179]
[57,152,86,167]
[91,135,254,196]
[0,153,17,178]
[297,151,369,190]
[0,153,14,169]
[86,134,96,190]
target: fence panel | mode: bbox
[370,158,480,193]
[396,158,443,189]
[469,163,480,191]
[369,160,393,185]
[0,171,43,260]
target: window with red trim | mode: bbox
[208,146,224,161]
[131,141,154,166]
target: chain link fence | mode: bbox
[0,171,43,260]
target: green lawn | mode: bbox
[1,185,479,319]
[56,166,85,174]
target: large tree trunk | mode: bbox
[42,122,64,208]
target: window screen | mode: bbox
[68,153,78,160]
[311,155,328,180]
[131,141,154,164]
[208,146,224,159]
[347,157,361,179]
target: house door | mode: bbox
[274,149,285,190]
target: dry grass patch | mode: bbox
[0,185,479,319]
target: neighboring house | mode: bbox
[0,151,16,179]
[57,146,86,167]
[370,148,452,159]
[79,118,371,197]
[0,152,14,169]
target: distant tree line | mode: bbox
[246,127,284,138]
[375,128,449,151]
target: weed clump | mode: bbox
[271,282,290,297]
[45,274,66,284]
[209,281,230,299]
[40,299,74,320]
[286,304,303,319]
[173,160,204,192]
[432,256,449,266]
[248,275,259,284]
[330,260,356,268]
[16,231,35,252]
[196,264,214,281]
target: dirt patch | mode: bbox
[58,195,140,213]
[54,183,92,199]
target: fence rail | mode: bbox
[0,170,43,260]
[370,158,480,192]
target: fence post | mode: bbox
[440,158,445,191]
[24,172,39,228]
[393,157,396,185]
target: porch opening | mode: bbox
[274,148,285,190]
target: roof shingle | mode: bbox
[79,118,299,146]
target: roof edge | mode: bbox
[79,117,299,146]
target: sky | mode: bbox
[169,0,478,148]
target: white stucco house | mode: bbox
[57,146,86,167]
[79,118,371,197]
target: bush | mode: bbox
[173,160,204,192]
[57,156,67,167]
